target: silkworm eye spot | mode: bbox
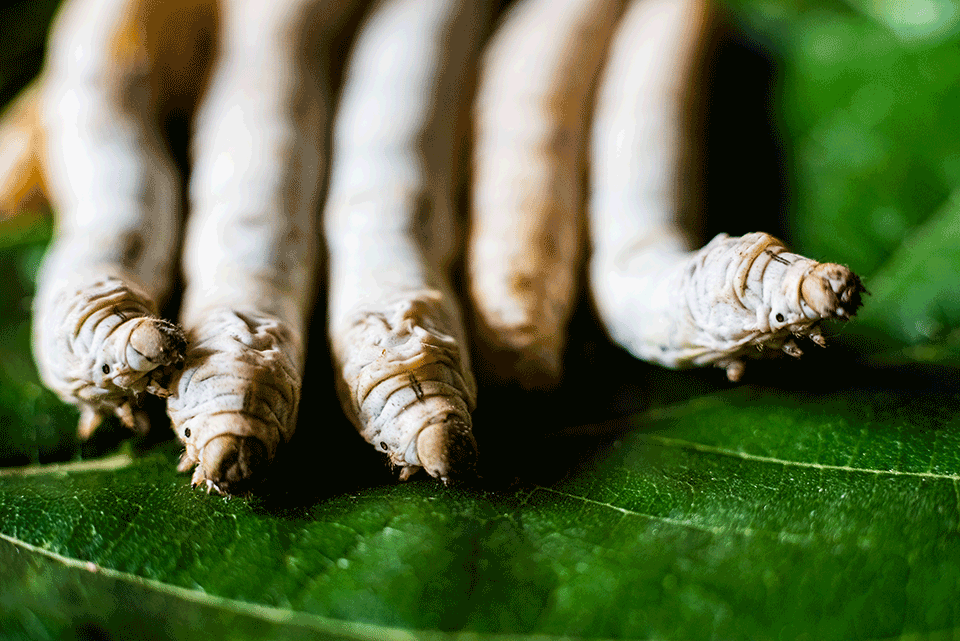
[380,441,388,451]
[184,428,191,438]
[101,364,110,374]
[776,313,785,323]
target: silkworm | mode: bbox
[5,0,867,496]
[324,0,484,483]
[28,0,196,438]
[167,0,362,494]
[588,0,864,381]
[469,0,624,387]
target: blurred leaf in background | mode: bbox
[1,1,959,640]
[729,0,960,361]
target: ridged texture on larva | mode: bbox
[167,309,301,476]
[335,292,476,469]
[594,232,864,373]
[29,0,191,438]
[34,274,184,407]
[582,0,867,380]
[324,0,483,481]
[165,0,354,492]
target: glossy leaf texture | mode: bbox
[2,365,960,640]
[2,1,960,640]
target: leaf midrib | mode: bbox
[643,434,960,481]
[2,533,599,641]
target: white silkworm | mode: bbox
[588,0,864,381]
[594,231,864,380]
[167,0,363,494]
[469,0,624,387]
[325,0,484,482]
[4,0,867,496]
[28,0,195,438]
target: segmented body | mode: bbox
[333,292,477,477]
[325,0,484,482]
[33,272,186,434]
[595,232,863,379]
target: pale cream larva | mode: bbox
[588,0,863,380]
[168,0,366,494]
[468,0,624,387]
[324,0,486,483]
[4,0,360,494]
[27,0,204,438]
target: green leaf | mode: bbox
[2,368,960,640]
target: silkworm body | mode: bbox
[27,0,200,438]
[588,0,863,380]
[593,232,863,380]
[325,0,483,482]
[166,0,358,494]
[469,0,623,387]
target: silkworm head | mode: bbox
[196,433,268,495]
[416,418,477,483]
[800,263,865,318]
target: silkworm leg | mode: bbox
[325,0,484,482]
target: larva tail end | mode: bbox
[191,434,268,496]
[415,419,478,484]
[801,263,866,320]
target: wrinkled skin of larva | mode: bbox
[598,232,865,382]
[332,291,478,484]
[33,274,186,438]
[8,0,868,495]
[167,309,301,494]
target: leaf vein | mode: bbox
[644,435,960,480]
[533,486,810,545]
[1,532,590,641]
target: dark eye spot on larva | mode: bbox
[102,364,110,374]
[380,441,388,451]
[776,313,785,323]
[184,428,191,438]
